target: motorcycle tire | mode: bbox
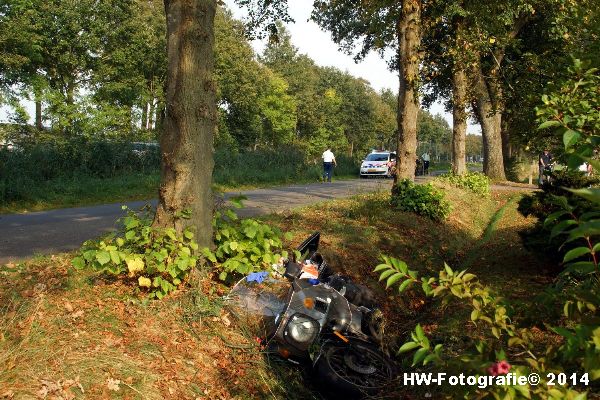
[314,339,395,399]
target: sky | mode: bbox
[224,0,480,134]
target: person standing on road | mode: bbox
[421,152,430,175]
[322,147,337,182]
[538,149,553,185]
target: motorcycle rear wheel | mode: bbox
[314,340,395,399]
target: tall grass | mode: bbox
[0,142,359,211]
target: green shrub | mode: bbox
[391,179,451,221]
[375,257,598,398]
[72,206,198,299]
[202,197,295,282]
[517,169,599,265]
[0,138,159,203]
[438,172,491,197]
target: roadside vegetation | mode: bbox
[0,177,539,399]
[0,143,359,214]
[1,0,599,397]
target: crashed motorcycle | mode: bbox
[228,232,395,399]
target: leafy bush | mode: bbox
[438,172,491,197]
[0,138,159,203]
[518,169,599,221]
[375,256,598,399]
[202,197,294,282]
[536,60,600,171]
[72,206,198,299]
[391,179,451,221]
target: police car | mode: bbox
[359,150,396,178]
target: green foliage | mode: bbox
[536,60,600,170]
[375,256,598,398]
[0,138,158,203]
[390,179,451,221]
[202,197,293,282]
[438,172,491,197]
[72,206,198,299]
[544,195,600,277]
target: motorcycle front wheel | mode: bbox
[314,340,395,399]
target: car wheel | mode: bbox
[314,340,395,399]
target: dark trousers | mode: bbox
[323,162,333,182]
[424,160,430,174]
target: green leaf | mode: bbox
[412,348,428,366]
[538,120,561,130]
[544,210,569,227]
[564,261,597,274]
[109,250,120,264]
[125,230,136,241]
[96,251,111,266]
[415,324,425,341]
[71,256,86,270]
[398,341,419,353]
[563,247,591,263]
[444,263,453,275]
[374,263,390,272]
[378,269,396,281]
[567,221,600,241]
[386,272,403,288]
[244,226,258,238]
[550,219,578,238]
[398,279,412,293]
[563,129,581,148]
[568,188,600,204]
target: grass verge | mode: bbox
[1,182,550,399]
[1,172,359,215]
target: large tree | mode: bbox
[152,0,218,246]
[154,0,290,244]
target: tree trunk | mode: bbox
[452,67,467,175]
[451,17,467,175]
[394,0,421,182]
[35,100,43,130]
[156,103,166,134]
[472,62,506,180]
[148,99,156,130]
[501,118,511,161]
[153,0,217,248]
[141,102,148,130]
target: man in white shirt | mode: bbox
[322,148,337,182]
[422,153,430,174]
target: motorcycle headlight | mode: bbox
[286,314,318,344]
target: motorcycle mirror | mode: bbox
[296,232,320,258]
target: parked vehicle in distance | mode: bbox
[359,150,396,178]
[131,141,159,156]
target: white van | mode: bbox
[359,150,396,178]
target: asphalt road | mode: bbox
[0,178,399,264]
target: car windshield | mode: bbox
[365,153,389,162]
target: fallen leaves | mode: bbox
[37,377,84,399]
[0,391,14,399]
[106,378,120,392]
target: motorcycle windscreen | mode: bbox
[226,277,289,336]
